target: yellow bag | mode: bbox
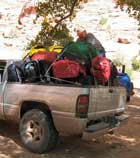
[29,47,46,57]
[22,47,46,59]
[22,45,63,59]
[48,45,63,54]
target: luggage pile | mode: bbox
[8,41,117,86]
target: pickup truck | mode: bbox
[0,59,127,153]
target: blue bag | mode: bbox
[117,73,131,92]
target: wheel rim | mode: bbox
[22,120,43,143]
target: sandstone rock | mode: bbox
[117,38,131,44]
[0,0,139,63]
[4,42,12,47]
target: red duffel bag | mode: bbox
[90,56,111,84]
[53,59,86,78]
[32,51,57,63]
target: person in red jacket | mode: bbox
[76,30,106,57]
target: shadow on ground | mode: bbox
[0,94,139,158]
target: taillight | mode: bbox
[76,95,89,118]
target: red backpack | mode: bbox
[53,59,86,79]
[32,51,57,63]
[90,56,111,84]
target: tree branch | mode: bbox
[50,0,78,34]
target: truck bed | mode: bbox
[3,83,126,121]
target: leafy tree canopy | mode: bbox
[117,0,140,20]
[28,0,140,49]
[28,0,88,49]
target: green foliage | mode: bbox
[131,55,140,71]
[27,0,87,49]
[117,0,140,20]
[99,17,108,26]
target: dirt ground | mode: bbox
[0,90,140,158]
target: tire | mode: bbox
[127,95,130,102]
[19,109,58,153]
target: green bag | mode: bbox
[63,41,99,63]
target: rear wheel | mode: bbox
[20,109,58,153]
[127,95,130,102]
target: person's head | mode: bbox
[77,30,87,39]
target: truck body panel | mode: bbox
[0,60,127,135]
[88,87,126,119]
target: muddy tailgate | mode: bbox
[88,86,127,119]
